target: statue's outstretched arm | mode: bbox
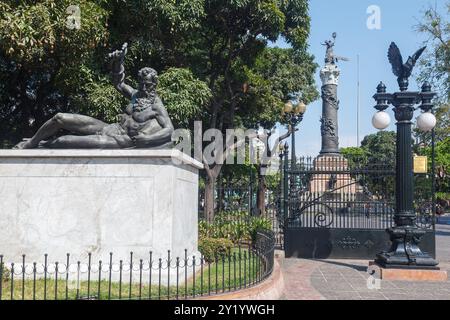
[109,43,135,99]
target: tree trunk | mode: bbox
[218,184,225,212]
[204,175,216,223]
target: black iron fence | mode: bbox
[198,182,283,249]
[0,230,275,300]
[281,155,435,230]
[283,156,396,229]
[281,153,437,259]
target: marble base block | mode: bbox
[0,149,203,276]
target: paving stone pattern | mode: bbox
[281,224,450,300]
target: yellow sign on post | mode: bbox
[414,156,428,173]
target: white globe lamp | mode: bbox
[416,112,436,132]
[372,111,391,130]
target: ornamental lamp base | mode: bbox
[375,226,439,269]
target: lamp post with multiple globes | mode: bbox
[372,80,439,268]
[282,100,307,171]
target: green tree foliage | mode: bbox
[341,131,397,169]
[413,104,450,146]
[0,1,317,220]
[185,0,316,220]
[433,137,450,198]
[360,131,397,166]
[415,2,449,102]
[240,47,318,129]
[157,68,212,128]
[342,131,448,202]
[0,0,110,146]
[340,146,368,168]
[414,2,449,145]
[418,137,450,199]
[0,0,211,146]
[341,131,397,199]
[413,3,449,203]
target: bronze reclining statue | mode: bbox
[14,43,174,149]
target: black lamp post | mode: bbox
[372,43,439,269]
[282,101,307,170]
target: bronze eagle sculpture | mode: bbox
[387,42,426,91]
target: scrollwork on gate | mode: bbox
[416,201,435,229]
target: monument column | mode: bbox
[319,63,340,155]
[309,33,356,195]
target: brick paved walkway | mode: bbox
[281,224,450,300]
[279,259,325,300]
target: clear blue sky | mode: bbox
[271,0,447,157]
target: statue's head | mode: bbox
[137,67,158,97]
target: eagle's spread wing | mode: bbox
[388,42,403,77]
[411,46,426,64]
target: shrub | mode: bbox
[198,220,212,239]
[248,218,273,243]
[437,192,450,204]
[199,212,272,245]
[1,263,10,282]
[198,237,233,263]
[225,219,250,243]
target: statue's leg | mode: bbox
[15,113,107,149]
[44,135,131,149]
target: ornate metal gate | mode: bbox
[281,153,436,259]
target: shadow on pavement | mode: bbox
[313,259,368,272]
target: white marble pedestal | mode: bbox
[0,149,202,273]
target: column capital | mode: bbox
[320,63,340,86]
[392,91,420,122]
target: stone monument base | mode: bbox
[0,149,202,276]
[309,154,364,195]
